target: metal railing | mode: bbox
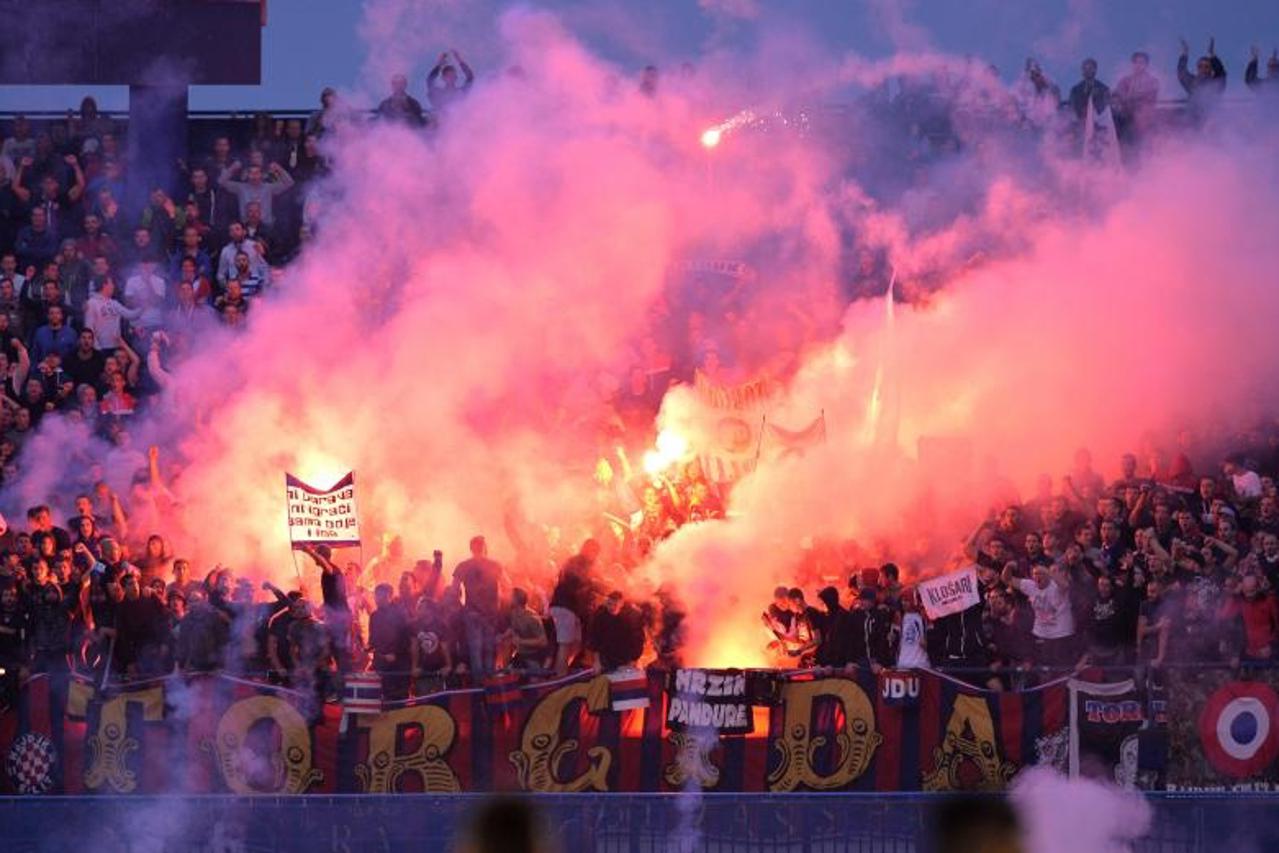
[0,792,1271,853]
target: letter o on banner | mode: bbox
[1199,682,1279,779]
[213,695,322,794]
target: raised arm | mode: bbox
[119,338,141,386]
[10,337,30,390]
[427,56,446,90]
[65,154,86,202]
[107,488,128,539]
[962,517,986,561]
[1206,534,1240,569]
[1127,488,1149,530]
[11,157,32,203]
[1177,38,1194,93]
[1051,562,1072,590]
[454,50,474,86]
[261,580,289,604]
[146,336,172,390]
[301,543,339,576]
[147,444,163,492]
[1207,37,1226,82]
[218,161,244,189]
[267,162,294,192]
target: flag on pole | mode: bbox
[285,472,361,548]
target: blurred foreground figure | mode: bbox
[930,796,1023,853]
[460,796,549,853]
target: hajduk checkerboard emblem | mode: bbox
[6,731,58,794]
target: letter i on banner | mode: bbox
[285,472,362,550]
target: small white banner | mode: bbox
[285,471,361,548]
[917,565,980,619]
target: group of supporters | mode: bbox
[0,501,674,711]
[762,448,1279,691]
[5,437,1279,707]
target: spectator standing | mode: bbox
[452,535,506,679]
[1112,51,1160,149]
[184,167,232,254]
[123,258,167,336]
[1003,562,1076,668]
[1069,58,1110,122]
[503,588,549,670]
[15,207,58,271]
[83,278,140,351]
[215,222,269,288]
[1245,47,1279,94]
[368,583,412,700]
[896,590,930,669]
[587,591,645,670]
[376,74,427,126]
[1137,577,1172,672]
[76,216,117,267]
[1177,36,1228,123]
[1,116,36,163]
[287,598,333,719]
[427,51,475,113]
[218,162,294,227]
[411,593,455,695]
[63,328,104,388]
[1224,574,1279,663]
[31,304,77,365]
[548,539,601,675]
[306,88,343,138]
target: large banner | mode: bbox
[1068,678,1144,788]
[660,374,826,486]
[1165,669,1279,792]
[285,472,361,548]
[0,669,1068,795]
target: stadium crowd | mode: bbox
[761,447,1279,692]
[1,37,1279,706]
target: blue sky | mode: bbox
[1,0,1277,112]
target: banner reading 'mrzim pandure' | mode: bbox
[285,472,361,548]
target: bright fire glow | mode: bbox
[293,450,349,491]
[700,127,722,149]
[642,428,691,475]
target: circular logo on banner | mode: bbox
[417,630,440,656]
[6,732,57,794]
[715,417,754,454]
[1199,682,1279,778]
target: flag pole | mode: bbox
[753,413,767,468]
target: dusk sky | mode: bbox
[1,0,1278,111]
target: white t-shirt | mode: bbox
[896,612,930,669]
[1015,578,1075,640]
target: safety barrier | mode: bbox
[0,792,1274,852]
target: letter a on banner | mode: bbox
[285,472,361,549]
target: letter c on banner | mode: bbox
[210,695,322,794]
